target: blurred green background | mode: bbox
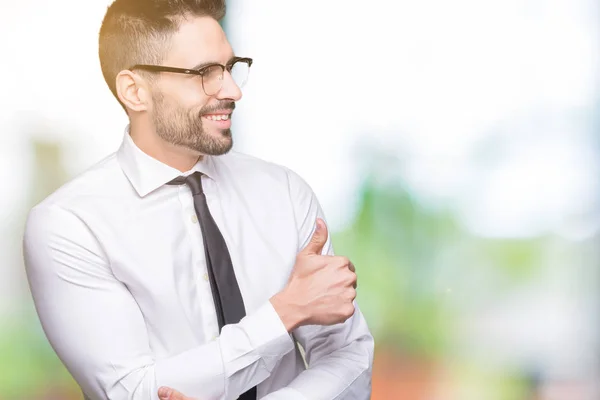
[1,0,599,399]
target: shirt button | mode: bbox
[191,214,198,224]
[203,272,209,281]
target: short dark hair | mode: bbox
[99,0,226,108]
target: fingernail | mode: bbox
[315,220,322,232]
[158,387,172,399]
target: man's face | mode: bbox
[150,16,243,155]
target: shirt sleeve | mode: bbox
[262,169,374,400]
[23,204,295,400]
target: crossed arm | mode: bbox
[23,170,374,400]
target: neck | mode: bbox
[129,118,201,173]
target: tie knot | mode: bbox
[185,171,204,195]
[166,172,204,195]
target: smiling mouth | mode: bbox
[203,113,231,121]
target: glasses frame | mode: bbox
[129,57,253,96]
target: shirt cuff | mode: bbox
[239,301,295,359]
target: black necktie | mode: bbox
[169,171,256,400]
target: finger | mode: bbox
[349,263,357,289]
[330,256,351,269]
[348,261,355,273]
[349,270,357,289]
[300,218,328,256]
[349,287,357,301]
[158,387,171,400]
[158,387,192,400]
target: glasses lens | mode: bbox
[202,65,224,95]
[230,61,250,89]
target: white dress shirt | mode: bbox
[23,129,374,400]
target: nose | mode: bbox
[216,70,242,101]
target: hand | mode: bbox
[158,386,195,400]
[271,218,357,331]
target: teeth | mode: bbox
[205,114,230,121]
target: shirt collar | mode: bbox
[117,125,217,197]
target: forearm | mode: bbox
[261,301,374,400]
[110,302,295,400]
[154,302,295,399]
[261,335,373,400]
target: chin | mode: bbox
[207,137,234,156]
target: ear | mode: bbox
[116,70,152,112]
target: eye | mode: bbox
[200,65,222,79]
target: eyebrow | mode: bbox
[191,55,237,70]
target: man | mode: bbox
[22,0,374,399]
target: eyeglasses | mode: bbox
[130,57,253,96]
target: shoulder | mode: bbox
[213,150,316,198]
[32,152,129,210]
[25,152,126,236]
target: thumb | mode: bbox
[301,218,328,256]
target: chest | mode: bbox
[89,185,299,353]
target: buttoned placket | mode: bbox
[178,182,220,342]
